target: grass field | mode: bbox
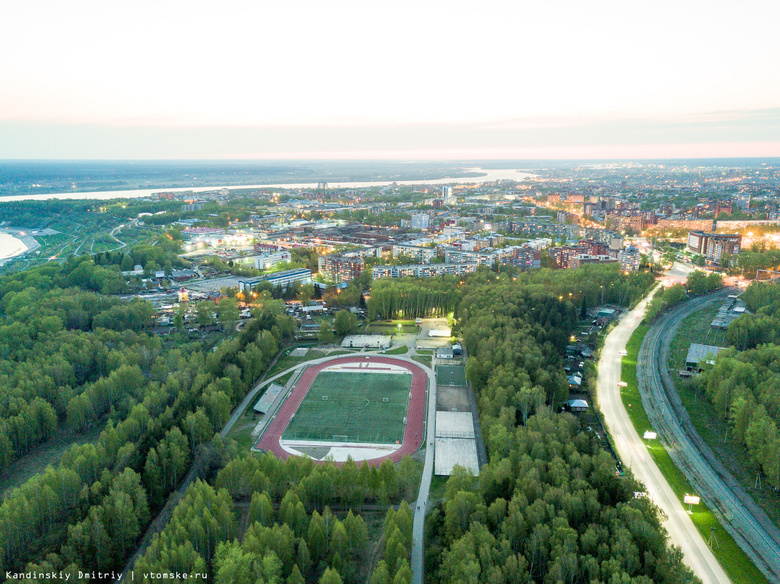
[412,356,431,368]
[283,371,412,444]
[384,345,408,355]
[365,321,419,335]
[266,348,327,378]
[436,365,467,386]
[621,325,769,584]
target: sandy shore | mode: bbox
[0,228,41,265]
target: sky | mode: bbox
[1,0,779,160]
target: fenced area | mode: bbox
[282,371,412,444]
[436,365,467,386]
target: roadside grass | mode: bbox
[669,307,780,528]
[621,325,770,584]
[428,475,448,503]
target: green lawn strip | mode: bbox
[412,356,431,367]
[621,326,769,584]
[266,349,327,377]
[384,345,408,355]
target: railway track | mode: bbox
[638,290,780,581]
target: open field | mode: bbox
[412,356,430,367]
[384,345,408,355]
[667,302,729,370]
[0,427,101,498]
[282,371,412,444]
[365,321,419,335]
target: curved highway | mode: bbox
[639,291,780,581]
[598,288,730,584]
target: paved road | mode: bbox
[598,288,731,584]
[639,292,780,581]
[411,356,437,584]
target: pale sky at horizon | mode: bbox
[1,0,779,159]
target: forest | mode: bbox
[423,267,697,583]
[694,281,780,490]
[0,254,698,583]
[0,254,296,577]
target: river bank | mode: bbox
[0,167,537,202]
[0,229,41,265]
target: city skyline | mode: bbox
[2,0,779,159]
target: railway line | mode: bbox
[638,290,780,582]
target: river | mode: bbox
[0,167,536,203]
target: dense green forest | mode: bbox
[424,267,697,583]
[727,281,780,350]
[0,255,296,576]
[695,281,780,490]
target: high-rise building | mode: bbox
[411,213,430,230]
[317,254,365,284]
[619,245,640,272]
[686,231,741,262]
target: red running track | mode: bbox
[254,356,427,467]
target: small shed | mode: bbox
[567,399,589,413]
[685,343,724,370]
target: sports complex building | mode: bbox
[254,356,428,466]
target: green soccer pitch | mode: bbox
[436,365,467,386]
[282,371,412,444]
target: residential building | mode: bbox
[372,263,479,279]
[619,245,641,272]
[500,247,541,270]
[686,231,741,262]
[392,244,438,264]
[318,254,365,283]
[411,213,430,230]
[239,268,312,291]
[255,250,292,270]
[254,242,286,253]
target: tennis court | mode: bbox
[436,365,467,386]
[282,371,412,444]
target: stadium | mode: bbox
[254,356,428,465]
